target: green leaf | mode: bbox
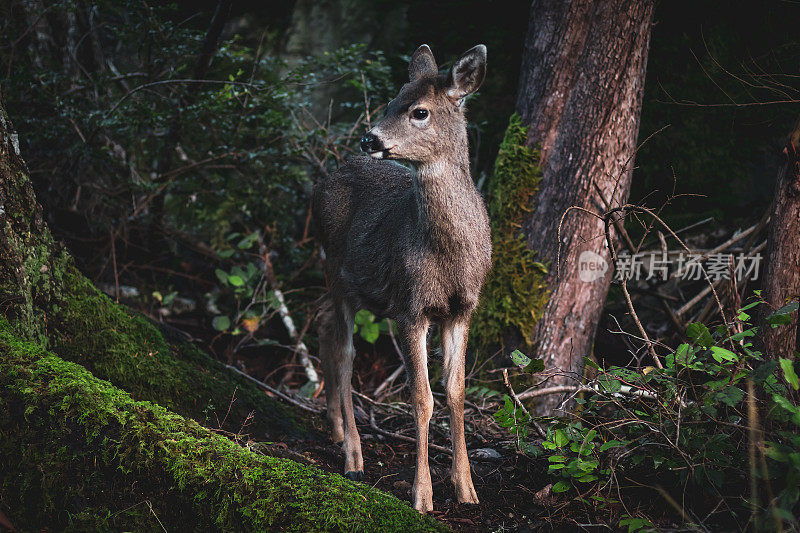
[548,455,567,463]
[359,322,380,344]
[212,315,231,331]
[236,232,259,249]
[716,386,744,407]
[767,301,799,327]
[552,480,570,493]
[354,309,374,326]
[686,323,714,348]
[297,380,318,399]
[780,357,799,390]
[729,329,756,341]
[599,440,626,452]
[215,268,229,284]
[553,429,569,448]
[710,346,738,363]
[772,394,800,426]
[227,275,244,287]
[511,349,531,368]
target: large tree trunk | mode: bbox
[515,0,654,413]
[760,115,800,358]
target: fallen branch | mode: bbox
[368,408,452,455]
[224,364,322,414]
[260,244,319,386]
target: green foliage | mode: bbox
[495,296,800,530]
[0,320,444,532]
[353,310,391,345]
[0,0,394,278]
[471,114,549,348]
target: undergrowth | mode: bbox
[494,295,800,531]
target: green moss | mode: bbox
[43,265,309,439]
[472,114,549,349]
[0,321,445,532]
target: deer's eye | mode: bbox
[411,108,429,120]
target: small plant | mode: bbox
[353,310,391,345]
[495,295,800,531]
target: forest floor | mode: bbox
[217,350,597,533]
[289,421,561,532]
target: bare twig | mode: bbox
[223,364,321,414]
[260,243,319,386]
[502,369,546,438]
[369,408,452,455]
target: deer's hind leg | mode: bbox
[397,317,434,513]
[318,296,363,479]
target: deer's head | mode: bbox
[360,44,487,165]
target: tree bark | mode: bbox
[760,115,800,359]
[515,0,654,413]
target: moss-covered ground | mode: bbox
[0,319,445,532]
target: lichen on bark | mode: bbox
[471,114,549,350]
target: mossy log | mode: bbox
[0,93,441,530]
[0,321,443,531]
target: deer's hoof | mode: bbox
[412,486,434,513]
[454,478,479,505]
[456,487,479,505]
[345,470,364,481]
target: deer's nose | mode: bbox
[360,133,384,154]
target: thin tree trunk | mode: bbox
[760,115,800,359]
[515,0,654,414]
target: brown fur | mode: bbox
[312,44,491,513]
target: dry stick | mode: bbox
[261,246,319,385]
[502,369,546,438]
[593,181,686,335]
[602,209,664,369]
[670,222,760,279]
[373,321,406,398]
[517,385,582,400]
[368,408,452,455]
[223,363,321,414]
[679,240,767,318]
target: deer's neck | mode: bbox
[414,150,482,248]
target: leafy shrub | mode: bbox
[496,295,800,531]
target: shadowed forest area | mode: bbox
[1,0,799,531]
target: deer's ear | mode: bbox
[447,44,487,100]
[409,44,438,82]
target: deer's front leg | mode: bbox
[399,318,434,513]
[442,318,479,504]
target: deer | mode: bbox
[312,44,491,513]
